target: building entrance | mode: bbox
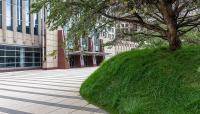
[83,55,93,67]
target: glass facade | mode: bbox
[34,13,38,35]
[26,0,30,34]
[17,0,22,32]
[0,45,42,68]
[6,0,13,31]
[0,0,2,28]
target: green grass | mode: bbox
[80,46,200,114]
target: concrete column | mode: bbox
[30,0,34,45]
[92,55,97,66]
[13,0,17,42]
[2,0,6,42]
[38,10,42,45]
[42,8,47,69]
[92,36,96,52]
[80,54,85,67]
[22,0,26,43]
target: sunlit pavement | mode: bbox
[0,67,107,114]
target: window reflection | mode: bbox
[6,0,13,31]
[34,13,39,35]
[26,0,30,34]
[17,0,22,32]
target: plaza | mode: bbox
[0,67,106,114]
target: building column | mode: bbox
[20,47,25,67]
[88,38,93,52]
[42,8,48,69]
[13,0,17,42]
[92,36,96,52]
[22,0,26,44]
[92,55,97,66]
[80,54,85,67]
[2,0,6,42]
[57,30,69,69]
[30,0,34,45]
[38,10,42,45]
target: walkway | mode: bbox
[0,67,107,114]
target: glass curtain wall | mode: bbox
[0,45,42,68]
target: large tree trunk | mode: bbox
[159,1,182,51]
[167,34,182,51]
[166,22,181,51]
[166,24,182,51]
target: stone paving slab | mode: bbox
[0,67,107,114]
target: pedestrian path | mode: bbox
[0,67,107,114]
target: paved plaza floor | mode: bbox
[0,67,107,114]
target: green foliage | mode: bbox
[48,50,57,59]
[32,0,111,37]
[80,46,200,114]
[139,37,168,48]
[32,0,200,50]
[182,30,200,45]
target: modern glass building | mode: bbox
[0,0,45,71]
[0,0,106,72]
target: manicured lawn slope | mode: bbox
[80,46,200,114]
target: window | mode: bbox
[111,28,114,33]
[6,57,15,63]
[102,32,106,37]
[26,0,30,34]
[112,35,115,39]
[67,40,74,50]
[6,46,15,50]
[121,24,124,28]
[82,38,88,51]
[17,0,22,32]
[0,0,2,28]
[94,38,100,52]
[0,57,5,63]
[6,0,13,31]
[34,14,39,35]
[0,50,4,56]
[108,34,111,38]
[0,45,5,49]
[6,51,15,56]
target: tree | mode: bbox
[32,0,200,51]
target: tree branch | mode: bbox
[101,12,166,34]
[124,32,167,40]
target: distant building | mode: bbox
[64,30,107,68]
[99,22,138,59]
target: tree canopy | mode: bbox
[32,0,200,51]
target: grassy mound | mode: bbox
[80,46,200,114]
